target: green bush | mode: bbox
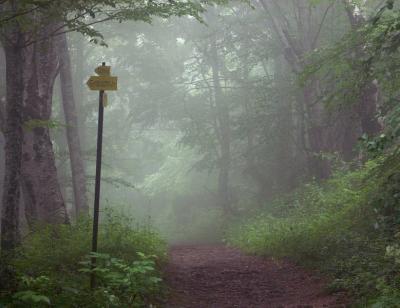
[227,159,400,305]
[0,209,166,307]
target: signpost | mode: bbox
[86,76,118,91]
[87,62,118,288]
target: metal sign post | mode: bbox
[87,62,118,288]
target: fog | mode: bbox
[59,2,349,243]
[0,1,373,241]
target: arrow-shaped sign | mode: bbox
[95,65,111,76]
[86,76,118,91]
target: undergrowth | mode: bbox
[227,159,400,307]
[0,209,166,307]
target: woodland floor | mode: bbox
[164,245,348,308]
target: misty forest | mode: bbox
[2,0,400,307]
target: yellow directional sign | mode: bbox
[95,65,111,76]
[90,62,116,286]
[86,76,118,91]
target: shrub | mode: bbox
[0,209,166,307]
[227,159,400,304]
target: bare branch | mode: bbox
[311,2,335,49]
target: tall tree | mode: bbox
[58,33,88,217]
[0,0,216,252]
[258,0,360,177]
[21,22,69,225]
[0,1,24,252]
[0,44,5,209]
[209,32,233,215]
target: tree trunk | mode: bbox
[259,0,332,179]
[209,34,232,216]
[58,33,88,217]
[21,26,69,225]
[344,0,382,137]
[303,82,331,179]
[0,44,6,213]
[358,81,381,136]
[73,34,88,151]
[1,37,24,253]
[338,108,360,161]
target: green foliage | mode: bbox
[0,0,215,45]
[23,119,64,132]
[11,276,51,307]
[359,134,393,158]
[227,160,400,304]
[12,290,51,307]
[0,209,166,307]
[77,252,162,307]
[227,3,400,304]
[7,251,163,307]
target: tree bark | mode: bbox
[1,34,24,253]
[58,33,88,217]
[21,25,69,225]
[0,44,5,211]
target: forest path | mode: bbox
[164,245,346,308]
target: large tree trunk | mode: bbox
[1,35,24,253]
[21,25,68,225]
[58,33,88,217]
[0,43,6,212]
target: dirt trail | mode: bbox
[164,245,347,308]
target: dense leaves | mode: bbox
[0,0,221,47]
[0,210,166,307]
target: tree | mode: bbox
[343,0,382,136]
[1,6,24,251]
[207,9,233,215]
[58,33,88,217]
[300,0,386,161]
[0,0,213,253]
[258,0,340,178]
[0,44,5,210]
[21,22,69,225]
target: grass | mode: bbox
[227,159,400,306]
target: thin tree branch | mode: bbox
[311,2,334,49]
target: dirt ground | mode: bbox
[164,245,348,308]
